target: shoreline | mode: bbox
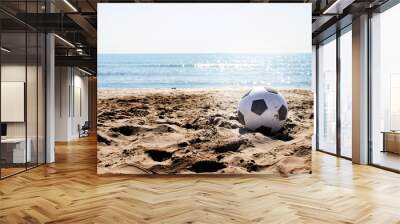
[98,87,313,98]
[98,86,313,91]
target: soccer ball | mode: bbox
[237,86,288,135]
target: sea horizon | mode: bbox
[99,52,311,55]
[98,53,312,90]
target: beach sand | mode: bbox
[97,88,313,176]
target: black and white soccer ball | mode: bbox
[237,86,288,135]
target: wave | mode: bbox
[101,63,266,68]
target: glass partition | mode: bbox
[339,28,352,158]
[0,3,46,179]
[1,31,28,177]
[317,36,337,154]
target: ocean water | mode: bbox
[98,53,312,89]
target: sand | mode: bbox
[97,88,313,176]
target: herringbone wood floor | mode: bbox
[1,136,400,224]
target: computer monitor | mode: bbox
[1,123,7,137]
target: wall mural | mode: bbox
[97,3,313,176]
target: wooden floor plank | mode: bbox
[0,136,400,223]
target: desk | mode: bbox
[382,131,400,154]
[1,138,31,163]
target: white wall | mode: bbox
[1,65,41,138]
[1,65,26,138]
[72,73,89,137]
[55,67,89,141]
[1,63,46,164]
[55,66,70,141]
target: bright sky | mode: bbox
[98,3,311,54]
